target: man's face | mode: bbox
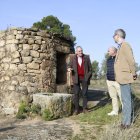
[108,48,116,56]
[113,34,119,43]
[76,48,83,57]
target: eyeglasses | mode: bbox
[113,34,117,38]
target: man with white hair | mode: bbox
[67,46,92,115]
[106,47,122,116]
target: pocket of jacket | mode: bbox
[121,68,130,72]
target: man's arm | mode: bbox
[124,44,137,79]
[86,55,92,80]
[67,54,74,72]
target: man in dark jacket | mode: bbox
[67,46,92,115]
[106,47,122,116]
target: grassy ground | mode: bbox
[70,79,140,140]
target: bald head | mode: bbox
[108,47,117,56]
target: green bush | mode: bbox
[42,109,54,121]
[16,101,29,119]
[30,104,41,114]
[16,101,41,119]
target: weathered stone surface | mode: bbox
[9,64,17,69]
[33,93,72,118]
[0,40,5,46]
[3,63,9,70]
[12,51,20,58]
[22,56,33,63]
[30,50,39,58]
[28,38,34,44]
[27,62,39,69]
[0,27,74,116]
[37,31,48,37]
[0,51,6,59]
[8,85,15,91]
[27,69,41,74]
[16,34,23,39]
[40,53,50,60]
[12,58,20,63]
[4,76,10,81]
[6,39,19,44]
[33,44,40,50]
[18,64,27,70]
[27,86,37,93]
[6,35,16,40]
[35,39,42,44]
[35,36,42,40]
[13,29,18,35]
[2,107,16,115]
[11,80,18,85]
[23,44,31,50]
[21,49,30,56]
[5,44,18,52]
[2,58,11,63]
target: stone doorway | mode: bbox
[56,52,67,84]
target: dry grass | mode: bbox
[98,121,140,140]
[73,79,140,140]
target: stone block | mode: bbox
[22,56,33,63]
[27,62,39,69]
[30,50,39,58]
[2,107,16,115]
[33,93,72,118]
[0,40,5,46]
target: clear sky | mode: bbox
[1,0,140,66]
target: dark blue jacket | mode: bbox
[106,56,115,81]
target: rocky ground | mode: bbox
[0,116,81,140]
[0,89,107,140]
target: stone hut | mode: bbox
[0,27,74,114]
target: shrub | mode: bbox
[16,101,41,119]
[16,101,29,119]
[30,104,41,115]
[42,109,54,121]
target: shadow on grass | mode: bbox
[71,88,111,113]
[0,126,16,132]
[87,89,111,111]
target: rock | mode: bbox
[33,93,72,118]
[2,107,16,115]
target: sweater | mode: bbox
[77,56,84,79]
[106,56,115,81]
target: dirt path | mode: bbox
[0,89,107,140]
[0,116,82,140]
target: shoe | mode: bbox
[73,110,79,115]
[107,111,118,116]
[120,124,130,129]
[83,109,88,114]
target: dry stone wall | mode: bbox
[0,27,74,115]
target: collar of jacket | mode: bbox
[73,54,86,63]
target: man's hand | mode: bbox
[133,74,137,80]
[67,68,73,72]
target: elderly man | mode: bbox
[106,47,122,116]
[67,46,92,115]
[113,29,137,129]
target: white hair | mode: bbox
[75,46,83,51]
[109,46,117,53]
